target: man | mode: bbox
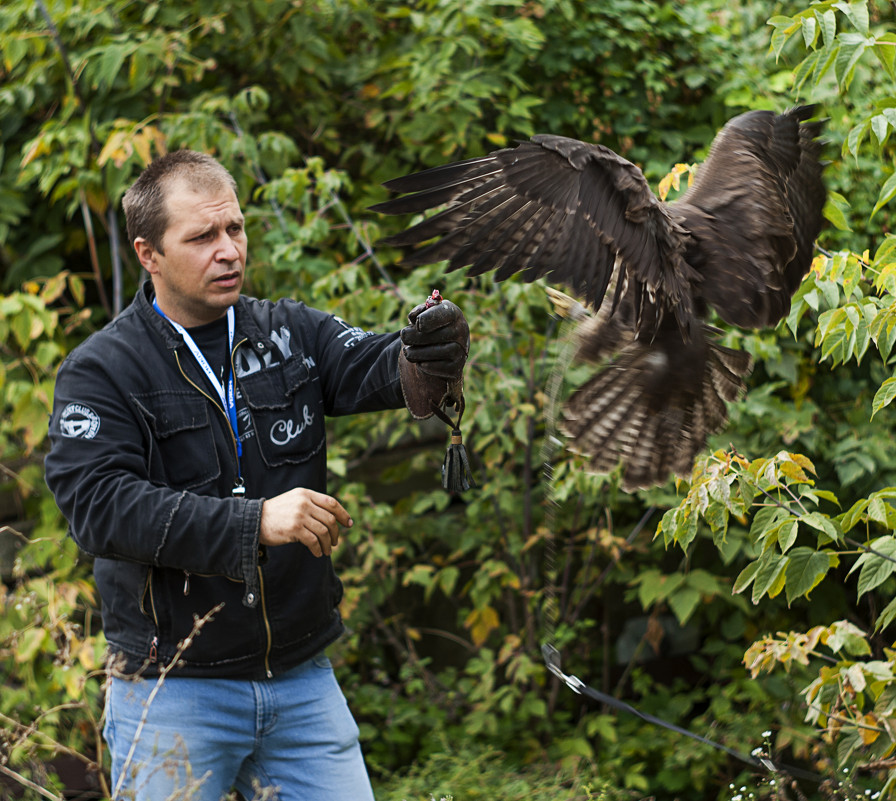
[44,150,469,801]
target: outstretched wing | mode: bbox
[370,135,698,332]
[674,105,827,329]
[374,108,827,490]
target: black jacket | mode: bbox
[45,282,405,678]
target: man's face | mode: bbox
[135,177,248,327]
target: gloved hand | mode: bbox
[399,294,469,419]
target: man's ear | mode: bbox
[134,238,159,275]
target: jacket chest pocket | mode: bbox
[238,354,325,467]
[132,391,221,489]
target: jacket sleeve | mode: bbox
[45,348,263,607]
[304,309,406,416]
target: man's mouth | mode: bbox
[213,271,241,288]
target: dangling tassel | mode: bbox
[442,427,475,492]
[430,396,475,493]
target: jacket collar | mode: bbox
[134,279,272,358]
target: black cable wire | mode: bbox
[542,644,824,785]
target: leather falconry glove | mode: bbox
[399,292,469,420]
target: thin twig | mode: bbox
[328,191,404,302]
[79,190,112,318]
[415,627,475,652]
[34,1,92,132]
[113,604,223,799]
[0,763,62,801]
[0,525,29,544]
[804,702,886,734]
[845,535,896,567]
[37,1,116,318]
[0,705,108,797]
[107,205,123,316]
[592,505,655,592]
[815,244,870,270]
[859,755,896,770]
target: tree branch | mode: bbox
[0,763,63,801]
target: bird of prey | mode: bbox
[371,106,827,490]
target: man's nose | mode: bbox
[215,232,240,261]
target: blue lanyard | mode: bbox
[152,300,244,480]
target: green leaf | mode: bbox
[666,505,699,552]
[823,191,852,231]
[801,16,818,49]
[402,563,435,588]
[871,376,896,419]
[751,504,790,541]
[872,170,896,219]
[834,39,866,89]
[786,274,819,335]
[778,519,799,553]
[784,547,836,604]
[818,277,841,310]
[15,627,50,663]
[875,595,896,631]
[668,586,702,625]
[814,38,841,87]
[685,569,723,595]
[752,552,789,603]
[868,496,890,525]
[871,114,890,147]
[438,566,460,596]
[839,498,870,533]
[849,536,896,596]
[870,309,896,361]
[834,1,870,35]
[800,511,840,543]
[817,9,837,48]
[733,560,760,595]
[637,570,684,608]
[873,33,896,81]
[794,49,821,94]
[844,117,869,161]
[825,620,872,656]
[803,489,840,507]
[768,16,801,61]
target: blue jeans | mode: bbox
[104,653,375,801]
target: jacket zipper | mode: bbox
[173,349,241,603]
[172,338,275,675]
[173,348,242,466]
[258,567,274,678]
[141,568,161,663]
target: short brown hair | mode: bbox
[122,150,238,254]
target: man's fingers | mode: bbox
[304,514,338,554]
[407,300,462,335]
[260,488,353,552]
[305,490,353,528]
[405,302,427,326]
[402,342,466,364]
[294,494,346,557]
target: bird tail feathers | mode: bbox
[561,330,752,490]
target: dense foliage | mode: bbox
[1,1,895,799]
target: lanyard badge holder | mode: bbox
[152,301,245,497]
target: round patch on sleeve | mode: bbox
[59,403,101,439]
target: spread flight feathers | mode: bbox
[372,106,827,489]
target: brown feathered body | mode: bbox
[371,106,827,490]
